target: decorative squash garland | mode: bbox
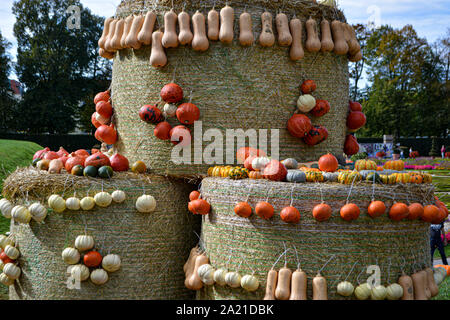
[0,234,22,288]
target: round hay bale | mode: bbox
[2,168,200,300]
[112,0,349,177]
[197,178,433,300]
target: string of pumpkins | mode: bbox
[97,5,362,67]
[62,234,121,286]
[0,198,48,224]
[48,190,127,213]
[0,234,22,287]
[184,246,259,292]
[92,90,118,146]
[187,191,211,215]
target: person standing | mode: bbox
[442,145,446,159]
[431,222,448,265]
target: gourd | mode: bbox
[74,235,94,252]
[192,11,209,52]
[36,159,50,171]
[197,264,215,285]
[80,196,95,211]
[71,264,90,281]
[281,158,298,170]
[214,268,228,286]
[297,94,316,113]
[313,203,332,222]
[11,205,31,224]
[371,285,387,300]
[90,269,108,285]
[94,192,112,208]
[337,281,354,297]
[187,254,209,290]
[280,206,301,224]
[48,159,63,174]
[111,190,126,203]
[102,254,121,272]
[162,10,179,48]
[340,203,360,221]
[255,201,274,220]
[3,263,21,280]
[207,9,220,41]
[289,18,304,61]
[125,15,145,50]
[137,11,156,45]
[264,269,278,300]
[98,17,114,49]
[422,269,432,298]
[290,268,307,300]
[110,19,125,51]
[411,271,427,300]
[259,12,275,47]
[99,48,113,59]
[241,274,259,292]
[178,11,193,45]
[62,247,80,265]
[367,201,386,218]
[312,273,327,300]
[323,172,339,182]
[276,13,292,46]
[434,267,446,286]
[286,170,306,183]
[386,283,404,300]
[398,272,414,300]
[65,197,81,211]
[252,156,270,171]
[320,19,334,52]
[136,195,156,213]
[0,273,14,286]
[345,23,361,55]
[239,12,254,46]
[305,17,321,52]
[318,153,338,172]
[104,19,117,52]
[163,103,178,117]
[0,199,13,219]
[28,202,47,222]
[48,195,65,213]
[0,235,14,249]
[234,202,252,218]
[275,267,292,300]
[225,271,241,288]
[150,31,167,68]
[219,5,234,44]
[349,50,363,62]
[425,267,439,297]
[121,15,134,48]
[331,20,348,55]
[354,282,371,300]
[4,245,19,260]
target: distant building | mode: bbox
[8,80,23,100]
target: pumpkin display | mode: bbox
[189,199,210,215]
[244,155,257,171]
[281,158,298,170]
[131,161,147,173]
[366,172,382,183]
[318,153,338,172]
[36,159,50,171]
[371,285,387,300]
[214,268,228,286]
[136,195,157,213]
[90,269,109,285]
[83,250,103,268]
[85,152,111,168]
[28,202,47,222]
[344,134,359,156]
[95,112,110,125]
[225,271,241,288]
[65,155,85,173]
[297,94,316,113]
[389,203,410,221]
[154,121,173,140]
[346,111,366,131]
[380,174,397,185]
[0,251,13,265]
[409,173,423,184]
[176,103,200,125]
[65,197,81,211]
[286,170,306,183]
[0,273,15,286]
[189,191,201,201]
[392,173,411,184]
[383,160,404,171]
[33,147,50,161]
[43,151,59,160]
[95,124,117,145]
[234,202,252,218]
[280,206,300,223]
[337,171,362,184]
[303,125,329,146]
[323,172,339,182]
[94,91,110,104]
[139,105,164,124]
[170,125,192,147]
[355,159,377,171]
[367,201,386,218]
[163,103,178,117]
[263,160,287,181]
[197,264,215,286]
[160,83,183,103]
[4,245,19,260]
[109,153,129,172]
[102,254,121,272]
[386,283,404,300]
[340,203,360,221]
[312,203,332,222]
[310,99,330,117]
[255,201,274,220]
[98,166,114,179]
[287,114,312,138]
[300,80,317,94]
[62,247,80,265]
[111,190,126,203]
[249,171,263,179]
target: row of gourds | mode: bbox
[98,6,362,67]
[0,234,22,287]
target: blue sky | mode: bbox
[1,0,449,80]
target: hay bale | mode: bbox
[112,0,349,177]
[2,168,200,300]
[198,178,433,300]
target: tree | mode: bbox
[348,24,371,101]
[12,0,111,134]
[0,31,17,132]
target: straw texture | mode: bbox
[3,168,200,300]
[197,178,433,300]
[111,0,349,177]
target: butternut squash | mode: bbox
[421,269,432,299]
[239,11,253,46]
[348,50,362,62]
[192,11,209,52]
[178,11,193,46]
[186,253,209,290]
[162,10,179,48]
[110,19,125,51]
[320,19,334,52]
[331,20,348,55]
[207,9,220,41]
[425,267,439,297]
[275,267,292,300]
[345,23,360,55]
[121,15,134,48]
[99,48,115,60]
[276,13,292,47]
[305,17,321,52]
[184,247,200,288]
[259,12,275,47]
[289,18,304,61]
[289,268,307,300]
[312,272,327,300]
[411,271,428,300]
[98,17,114,49]
[219,5,234,44]
[263,269,278,300]
[137,11,156,45]
[104,19,118,52]
[125,15,144,50]
[398,272,414,300]
[150,31,167,68]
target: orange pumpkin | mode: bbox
[367,201,386,218]
[280,206,300,223]
[408,203,424,220]
[340,203,360,221]
[249,171,263,179]
[170,125,191,147]
[189,191,200,201]
[255,201,274,220]
[318,153,338,172]
[96,100,113,119]
[84,152,111,168]
[83,250,103,268]
[65,155,85,172]
[160,83,183,103]
[190,199,211,215]
[94,91,110,104]
[154,121,172,140]
[312,203,332,222]
[389,203,409,221]
[234,202,252,218]
[95,124,117,145]
[422,205,441,223]
[176,103,200,125]
[409,174,423,184]
[383,160,405,171]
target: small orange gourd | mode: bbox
[340,203,360,221]
[178,11,193,45]
[255,201,274,220]
[219,5,234,44]
[312,272,327,300]
[276,13,292,46]
[207,9,220,41]
[192,11,209,52]
[259,12,275,47]
[398,272,414,300]
[150,31,167,68]
[312,203,332,222]
[280,206,300,224]
[234,202,252,218]
[162,10,179,48]
[137,11,156,45]
[367,200,386,218]
[289,18,304,61]
[305,17,321,52]
[99,48,115,60]
[389,202,409,221]
[408,203,424,220]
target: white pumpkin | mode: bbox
[386,283,404,300]
[225,271,241,288]
[371,285,387,300]
[0,273,14,286]
[337,281,354,297]
[80,197,95,211]
[241,274,259,292]
[317,0,336,7]
[251,157,270,171]
[95,112,110,125]
[3,263,21,280]
[297,94,316,113]
[163,103,178,117]
[71,264,90,282]
[213,268,228,286]
[90,268,108,285]
[198,264,215,285]
[66,197,81,211]
[111,190,126,203]
[0,235,14,249]
[11,205,31,224]
[28,202,47,222]
[4,245,19,260]
[0,199,13,219]
[136,195,157,213]
[48,195,65,213]
[74,235,94,252]
[102,254,121,272]
[354,283,371,300]
[62,247,80,265]
[94,192,112,208]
